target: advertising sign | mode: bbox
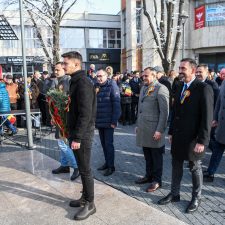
[206,7,225,22]
[195,5,205,30]
[89,53,110,62]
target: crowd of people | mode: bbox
[0,51,225,220]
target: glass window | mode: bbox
[89,29,104,48]
[108,30,116,39]
[60,28,85,48]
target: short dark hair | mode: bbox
[197,64,208,70]
[61,51,83,63]
[55,61,64,66]
[42,71,49,75]
[144,67,156,72]
[181,58,197,69]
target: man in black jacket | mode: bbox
[158,58,213,214]
[62,51,96,220]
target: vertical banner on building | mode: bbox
[0,65,2,80]
[195,5,205,30]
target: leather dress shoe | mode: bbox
[69,196,86,208]
[135,176,152,184]
[104,167,115,176]
[70,168,80,181]
[203,171,214,182]
[158,193,180,205]
[74,201,96,220]
[52,166,70,174]
[146,182,161,192]
[97,164,108,171]
[186,198,201,214]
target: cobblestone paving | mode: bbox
[1,125,225,225]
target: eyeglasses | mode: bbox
[142,75,149,78]
[97,74,107,78]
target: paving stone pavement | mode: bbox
[1,125,225,225]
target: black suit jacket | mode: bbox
[67,70,96,142]
[204,79,219,108]
[169,78,213,161]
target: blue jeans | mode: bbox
[58,139,77,168]
[207,140,225,175]
[98,128,115,168]
[0,116,17,135]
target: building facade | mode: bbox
[0,11,121,76]
[122,0,225,72]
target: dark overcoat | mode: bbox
[169,78,213,161]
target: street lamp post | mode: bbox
[180,14,189,59]
[19,0,34,149]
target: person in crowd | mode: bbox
[112,72,121,86]
[0,82,17,136]
[106,66,113,79]
[19,75,40,110]
[203,80,225,182]
[62,51,96,220]
[215,68,225,87]
[32,71,45,125]
[135,67,169,192]
[130,71,142,124]
[158,58,213,214]
[51,62,79,181]
[87,70,97,85]
[196,64,219,151]
[95,69,121,176]
[5,74,19,111]
[88,64,96,76]
[196,64,219,108]
[168,70,178,86]
[120,76,132,125]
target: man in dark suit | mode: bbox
[158,58,213,213]
[62,51,96,220]
[129,71,142,123]
[196,64,219,152]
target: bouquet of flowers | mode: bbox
[46,89,70,139]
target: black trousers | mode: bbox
[121,103,131,123]
[131,99,138,122]
[171,157,203,198]
[143,146,164,184]
[38,94,47,125]
[70,139,94,202]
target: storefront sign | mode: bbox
[206,7,225,22]
[0,56,45,65]
[89,53,110,62]
[195,5,205,30]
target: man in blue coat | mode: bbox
[95,69,121,176]
[0,82,17,136]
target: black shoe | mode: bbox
[135,176,152,184]
[69,196,86,208]
[104,167,115,176]
[52,166,70,174]
[8,130,17,136]
[186,198,201,214]
[74,201,96,220]
[158,193,180,205]
[203,171,214,182]
[97,164,108,171]
[71,168,80,181]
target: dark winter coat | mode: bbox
[0,82,11,112]
[95,79,121,128]
[67,70,96,143]
[204,78,219,108]
[129,78,141,103]
[169,78,213,161]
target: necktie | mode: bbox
[180,83,188,101]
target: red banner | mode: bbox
[195,5,205,30]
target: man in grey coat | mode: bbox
[204,79,225,182]
[135,67,169,192]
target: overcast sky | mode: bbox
[1,0,121,15]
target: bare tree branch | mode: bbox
[27,10,52,65]
[61,0,78,20]
[171,0,185,67]
[143,0,165,61]
[160,0,165,35]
